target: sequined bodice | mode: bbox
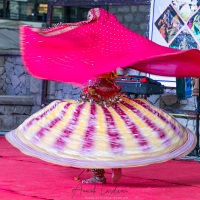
[80,73,122,107]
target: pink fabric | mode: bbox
[20,8,200,85]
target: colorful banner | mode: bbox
[149,0,200,87]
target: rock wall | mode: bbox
[109,5,150,36]
[0,53,42,131]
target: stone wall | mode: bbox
[0,95,34,131]
[0,54,42,106]
[0,53,42,131]
[109,5,150,36]
[47,82,82,101]
[0,55,30,96]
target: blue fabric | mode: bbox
[176,78,192,100]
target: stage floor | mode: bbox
[1,136,200,200]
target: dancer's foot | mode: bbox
[112,168,122,183]
[82,169,106,184]
[82,177,106,184]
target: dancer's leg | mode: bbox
[112,168,122,183]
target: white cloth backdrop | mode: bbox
[148,0,200,87]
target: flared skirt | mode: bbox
[6,97,196,168]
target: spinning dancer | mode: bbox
[6,8,200,184]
